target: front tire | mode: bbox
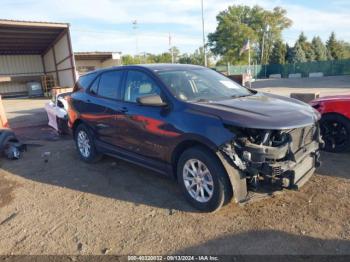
[320,114,350,153]
[177,146,232,212]
[74,124,102,163]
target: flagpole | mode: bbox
[169,33,174,64]
[248,39,251,69]
[201,0,208,67]
[248,39,251,88]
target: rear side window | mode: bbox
[77,72,98,89]
[97,71,123,99]
[90,77,100,95]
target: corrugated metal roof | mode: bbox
[0,19,69,28]
[0,19,69,55]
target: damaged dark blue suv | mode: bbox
[68,64,322,212]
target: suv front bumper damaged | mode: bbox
[220,125,322,203]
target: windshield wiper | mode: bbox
[231,94,252,99]
[194,98,210,103]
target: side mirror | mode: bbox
[137,94,167,107]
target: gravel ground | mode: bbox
[0,126,349,255]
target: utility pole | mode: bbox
[169,33,174,63]
[201,0,208,67]
[132,20,139,57]
[261,24,270,78]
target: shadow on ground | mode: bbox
[5,107,49,129]
[1,126,194,213]
[175,230,350,255]
[317,151,350,180]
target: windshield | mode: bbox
[157,68,252,102]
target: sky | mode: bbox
[1,0,350,55]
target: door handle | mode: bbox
[86,99,91,103]
[120,107,128,113]
[96,123,109,128]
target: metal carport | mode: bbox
[0,19,76,97]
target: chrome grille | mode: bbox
[288,125,316,153]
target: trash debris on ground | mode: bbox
[0,212,17,226]
[0,129,26,160]
[41,151,51,163]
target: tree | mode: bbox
[122,54,141,65]
[178,47,213,66]
[326,32,344,60]
[269,39,286,64]
[291,42,307,63]
[169,46,180,63]
[296,32,315,61]
[208,5,292,65]
[285,43,294,64]
[311,36,327,61]
[340,41,350,59]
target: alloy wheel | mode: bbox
[77,130,91,158]
[182,159,214,203]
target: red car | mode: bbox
[310,95,350,152]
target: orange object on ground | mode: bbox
[0,95,9,128]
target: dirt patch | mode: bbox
[0,171,19,209]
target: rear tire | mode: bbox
[177,146,232,212]
[74,124,102,163]
[320,114,350,153]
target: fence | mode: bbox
[216,59,350,78]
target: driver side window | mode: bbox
[124,70,161,103]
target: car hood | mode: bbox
[188,92,320,130]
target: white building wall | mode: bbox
[43,49,55,72]
[54,34,70,62]
[0,55,44,94]
[0,55,43,75]
[76,60,103,68]
[102,58,121,68]
[43,31,75,87]
[75,58,121,75]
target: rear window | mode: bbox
[76,72,98,90]
[97,71,123,99]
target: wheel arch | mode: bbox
[71,119,93,137]
[321,112,350,122]
[171,138,218,180]
[171,139,248,205]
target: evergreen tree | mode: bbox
[296,32,315,61]
[326,32,344,60]
[311,36,327,61]
[269,39,287,64]
[285,43,294,63]
[291,42,307,63]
